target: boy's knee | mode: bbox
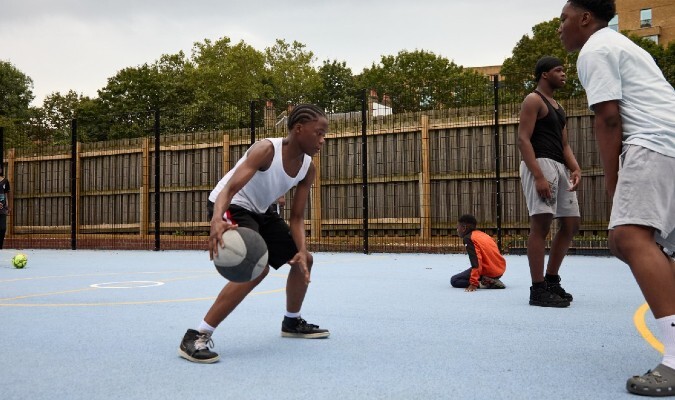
[608,228,640,261]
[449,275,465,288]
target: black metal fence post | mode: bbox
[250,101,256,146]
[493,75,503,252]
[154,110,161,251]
[361,90,369,254]
[71,119,77,250]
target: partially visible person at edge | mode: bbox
[559,0,675,396]
[517,56,582,308]
[178,104,330,364]
[450,214,507,292]
[0,167,10,249]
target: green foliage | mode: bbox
[0,60,36,147]
[186,38,266,131]
[0,60,34,119]
[501,18,581,101]
[190,38,265,106]
[264,39,322,105]
[626,34,675,87]
[357,50,490,112]
[19,21,673,145]
[315,60,358,113]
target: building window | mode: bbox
[645,35,659,44]
[609,15,619,31]
[640,9,652,28]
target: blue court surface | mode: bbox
[0,249,663,400]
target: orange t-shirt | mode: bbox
[463,229,506,287]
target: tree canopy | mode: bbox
[0,60,36,146]
[500,18,581,100]
[5,23,674,144]
[358,50,489,112]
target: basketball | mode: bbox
[213,227,268,282]
[12,253,28,269]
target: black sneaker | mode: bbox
[281,317,330,339]
[178,329,220,363]
[529,286,570,308]
[479,276,506,289]
[545,275,573,302]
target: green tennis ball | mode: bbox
[12,253,28,269]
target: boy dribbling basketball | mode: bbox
[178,104,330,364]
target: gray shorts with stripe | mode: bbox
[519,158,580,218]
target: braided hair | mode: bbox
[287,104,326,131]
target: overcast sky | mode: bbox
[1,1,566,106]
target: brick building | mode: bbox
[611,0,675,45]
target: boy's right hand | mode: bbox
[535,176,552,199]
[208,219,238,260]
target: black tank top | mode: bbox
[530,90,566,164]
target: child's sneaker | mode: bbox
[479,276,506,289]
[626,363,675,396]
[529,285,570,308]
[545,274,573,302]
[281,317,330,339]
[178,329,220,363]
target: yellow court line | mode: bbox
[0,269,217,284]
[0,287,285,307]
[634,302,665,354]
[0,287,98,302]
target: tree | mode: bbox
[626,34,674,88]
[94,51,197,139]
[33,90,86,144]
[264,39,322,105]
[0,60,34,120]
[357,50,488,112]
[315,60,358,113]
[0,61,35,147]
[188,37,267,129]
[501,18,581,100]
[190,38,266,105]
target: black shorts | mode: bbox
[207,201,297,269]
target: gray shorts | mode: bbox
[520,158,580,218]
[610,145,675,250]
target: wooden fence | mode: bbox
[4,104,611,253]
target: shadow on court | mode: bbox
[0,249,660,399]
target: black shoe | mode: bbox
[178,329,220,363]
[545,275,573,302]
[479,276,506,289]
[281,317,330,339]
[529,286,570,308]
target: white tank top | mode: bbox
[208,138,312,214]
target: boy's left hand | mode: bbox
[465,284,477,292]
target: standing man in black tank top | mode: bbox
[517,56,582,308]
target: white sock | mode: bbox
[285,311,301,319]
[197,320,216,334]
[656,315,675,369]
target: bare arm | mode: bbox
[561,125,582,191]
[287,162,316,284]
[517,94,551,199]
[591,100,623,198]
[209,141,274,259]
